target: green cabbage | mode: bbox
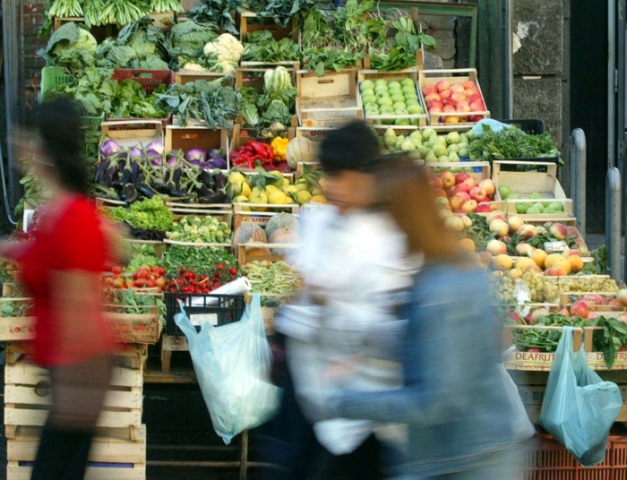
[41,23,97,71]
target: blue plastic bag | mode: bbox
[539,327,622,466]
[174,293,281,444]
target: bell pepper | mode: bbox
[271,137,289,162]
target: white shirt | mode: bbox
[275,205,419,454]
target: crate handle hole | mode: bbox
[317,79,335,84]
[34,381,51,397]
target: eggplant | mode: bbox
[131,162,140,184]
[120,184,139,203]
[198,184,211,197]
[169,189,190,198]
[199,170,216,189]
[112,166,132,188]
[136,184,155,198]
[214,171,226,190]
[102,166,119,187]
[95,159,110,184]
[199,190,226,204]
[173,168,182,188]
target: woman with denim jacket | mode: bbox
[323,158,520,479]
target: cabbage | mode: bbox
[42,23,97,71]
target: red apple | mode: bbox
[433,188,447,198]
[570,301,589,319]
[443,105,456,113]
[525,307,550,325]
[475,204,491,213]
[430,106,443,113]
[463,80,477,89]
[431,176,444,189]
[422,85,438,96]
[461,199,478,213]
[470,115,484,122]
[455,172,472,184]
[566,226,580,238]
[462,177,478,189]
[425,92,442,103]
[442,98,456,107]
[468,94,483,105]
[440,89,452,100]
[451,92,467,103]
[549,223,567,240]
[451,184,470,196]
[469,186,487,202]
[456,102,471,113]
[478,178,495,196]
[470,101,486,112]
[465,88,480,97]
[558,308,571,317]
[450,84,465,93]
[439,171,455,189]
[450,192,471,210]
[436,80,451,92]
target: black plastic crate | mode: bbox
[499,118,545,135]
[164,293,246,335]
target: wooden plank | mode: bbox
[5,363,143,388]
[4,408,142,429]
[7,425,146,463]
[5,385,142,409]
[144,366,197,384]
[7,463,146,480]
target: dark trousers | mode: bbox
[30,427,95,480]
[260,337,383,480]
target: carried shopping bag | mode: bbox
[539,327,622,466]
[174,293,281,444]
[498,363,536,441]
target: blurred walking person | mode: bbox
[262,121,420,480]
[0,97,124,480]
[320,156,519,479]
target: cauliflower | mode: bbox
[182,62,209,72]
[203,34,244,72]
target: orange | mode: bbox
[531,249,548,269]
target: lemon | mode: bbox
[234,196,251,211]
[294,181,309,192]
[310,187,322,196]
[228,172,246,185]
[283,185,299,195]
[269,191,289,205]
[310,195,328,204]
[250,191,268,211]
[295,191,312,205]
[267,171,285,188]
[265,185,279,195]
[241,182,251,198]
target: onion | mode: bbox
[100,140,121,159]
[185,148,206,164]
[145,140,164,155]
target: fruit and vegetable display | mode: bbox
[164,263,239,293]
[421,78,486,124]
[106,264,167,290]
[107,196,174,233]
[227,170,326,208]
[93,142,229,204]
[231,138,293,173]
[379,127,474,160]
[431,170,496,214]
[497,185,566,215]
[469,124,560,163]
[166,216,232,244]
[0,298,34,318]
[359,77,424,125]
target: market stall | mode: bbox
[3,0,626,478]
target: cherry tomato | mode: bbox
[229,268,238,276]
[217,263,224,270]
[112,266,122,275]
[159,267,166,276]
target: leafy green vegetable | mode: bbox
[593,316,627,369]
[108,288,165,322]
[156,80,241,129]
[161,245,237,275]
[261,99,291,126]
[242,31,301,62]
[241,0,314,26]
[164,20,218,70]
[110,196,174,231]
[469,125,561,165]
[40,23,98,71]
[185,0,240,35]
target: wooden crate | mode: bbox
[7,462,146,480]
[295,127,335,144]
[7,425,146,464]
[165,126,231,167]
[0,298,34,342]
[357,69,428,127]
[167,202,233,223]
[104,305,163,345]
[160,333,190,373]
[558,291,622,308]
[100,120,165,163]
[296,69,362,128]
[239,11,299,42]
[233,203,299,230]
[418,68,490,127]
[426,161,491,183]
[235,61,299,93]
[236,243,299,266]
[174,70,235,86]
[361,48,424,71]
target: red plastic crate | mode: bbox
[111,69,174,95]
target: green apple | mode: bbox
[531,201,543,209]
[375,86,390,96]
[447,144,460,153]
[362,94,377,105]
[542,207,556,214]
[395,118,410,126]
[498,185,512,199]
[507,193,521,200]
[375,79,388,87]
[361,80,375,91]
[391,93,405,104]
[548,202,564,212]
[401,78,415,87]
[407,104,423,114]
[380,105,394,113]
[530,192,544,199]
[422,128,435,141]
[526,206,542,215]
[402,85,416,95]
[378,97,393,107]
[516,202,529,214]
[404,92,419,102]
[392,101,406,110]
[388,81,401,90]
[433,144,448,157]
[425,151,438,162]
[361,87,375,97]
[409,118,419,126]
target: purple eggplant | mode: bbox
[100,140,121,159]
[185,148,206,165]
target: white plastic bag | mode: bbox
[498,363,536,441]
[174,293,281,444]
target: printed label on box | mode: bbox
[544,241,569,253]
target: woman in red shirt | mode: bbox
[0,97,121,479]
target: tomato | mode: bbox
[158,267,166,276]
[104,277,114,286]
[184,271,196,281]
[137,269,149,280]
[112,266,122,275]
[229,268,238,276]
[125,280,135,289]
[113,277,125,289]
[134,278,147,288]
[217,263,224,270]
[179,267,186,275]
[146,279,156,288]
[149,275,155,282]
[151,266,160,276]
[155,277,166,288]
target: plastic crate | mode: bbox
[500,118,545,135]
[39,67,73,102]
[111,69,174,95]
[164,293,245,335]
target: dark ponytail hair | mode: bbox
[36,96,89,195]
